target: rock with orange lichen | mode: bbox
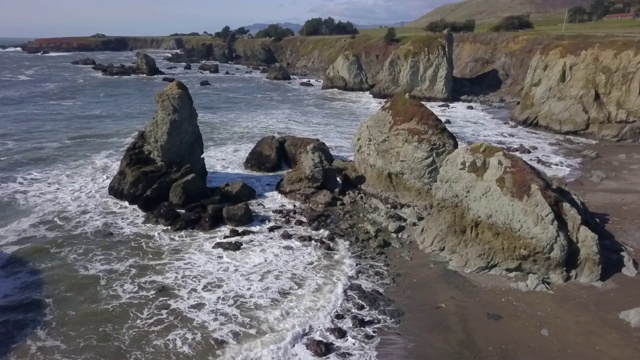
[352,94,457,203]
[419,142,606,284]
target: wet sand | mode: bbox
[378,141,640,360]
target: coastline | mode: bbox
[377,139,640,360]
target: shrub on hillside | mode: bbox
[490,14,534,32]
[425,19,476,33]
[299,17,358,36]
[384,27,397,44]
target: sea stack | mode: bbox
[108,81,209,212]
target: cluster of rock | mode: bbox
[352,94,636,284]
[83,52,165,77]
[108,81,255,232]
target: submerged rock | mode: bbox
[213,241,243,252]
[71,57,96,66]
[305,339,333,357]
[322,52,370,92]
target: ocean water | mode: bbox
[0,49,590,359]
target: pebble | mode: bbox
[541,328,550,337]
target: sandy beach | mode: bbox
[378,140,640,360]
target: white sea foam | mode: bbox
[0,47,22,52]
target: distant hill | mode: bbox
[242,23,303,34]
[410,0,592,26]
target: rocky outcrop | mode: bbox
[417,143,605,283]
[351,96,635,284]
[108,81,208,211]
[514,45,640,142]
[91,52,165,77]
[276,143,339,194]
[370,31,454,100]
[243,135,333,172]
[109,81,260,232]
[322,52,370,91]
[198,63,219,73]
[353,94,457,203]
[71,58,96,66]
[266,63,291,81]
[135,52,164,76]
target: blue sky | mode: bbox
[0,0,458,37]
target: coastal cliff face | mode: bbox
[514,43,640,141]
[370,31,454,100]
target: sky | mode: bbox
[0,0,459,37]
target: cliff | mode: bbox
[514,40,640,142]
[20,36,209,53]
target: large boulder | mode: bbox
[243,135,333,172]
[277,143,339,194]
[169,174,210,208]
[322,52,370,92]
[221,181,257,204]
[353,94,457,202]
[223,203,254,227]
[135,52,164,76]
[108,81,209,214]
[370,32,453,100]
[280,136,334,168]
[417,142,605,283]
[243,136,286,172]
[266,63,291,81]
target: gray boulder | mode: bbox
[280,136,334,168]
[243,135,333,172]
[322,52,370,91]
[135,52,164,76]
[353,94,457,203]
[221,181,257,204]
[169,174,210,208]
[277,143,339,194]
[417,142,606,283]
[223,203,254,226]
[243,136,286,172]
[266,63,291,81]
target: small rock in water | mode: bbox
[213,241,243,252]
[294,219,305,226]
[466,105,474,110]
[200,80,211,86]
[443,119,451,124]
[328,327,347,340]
[363,333,375,341]
[334,313,346,321]
[540,328,550,337]
[305,339,333,357]
[369,237,388,249]
[267,225,283,232]
[281,231,293,240]
[162,77,175,83]
[321,242,334,252]
[224,228,241,239]
[438,103,450,108]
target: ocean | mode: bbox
[0,48,588,359]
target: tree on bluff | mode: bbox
[490,14,534,32]
[255,24,295,42]
[299,17,358,36]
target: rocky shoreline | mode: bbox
[104,78,638,357]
